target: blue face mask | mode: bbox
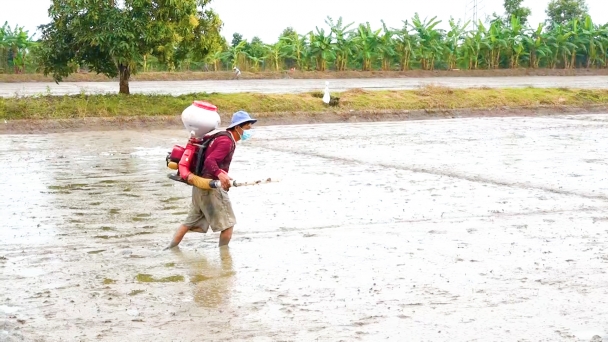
[241,130,253,141]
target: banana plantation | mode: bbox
[222,14,608,72]
[3,13,608,74]
[0,22,36,74]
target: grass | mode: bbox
[103,278,117,285]
[128,290,146,296]
[2,86,608,122]
[136,274,184,283]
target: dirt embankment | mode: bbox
[3,105,608,135]
[3,68,608,83]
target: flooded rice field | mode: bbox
[1,114,608,341]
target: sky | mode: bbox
[2,0,608,43]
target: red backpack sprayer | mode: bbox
[165,101,275,189]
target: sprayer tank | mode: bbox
[181,101,221,138]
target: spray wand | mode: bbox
[167,162,277,189]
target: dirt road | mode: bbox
[1,114,608,341]
[2,75,608,97]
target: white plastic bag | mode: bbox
[322,81,330,104]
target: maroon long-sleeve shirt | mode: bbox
[201,134,236,180]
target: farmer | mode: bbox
[233,66,241,79]
[165,110,257,249]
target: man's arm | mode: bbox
[203,136,232,178]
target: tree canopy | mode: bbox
[546,0,589,28]
[37,0,223,94]
[503,0,532,26]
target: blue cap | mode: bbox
[227,110,257,129]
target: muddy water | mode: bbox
[1,114,608,341]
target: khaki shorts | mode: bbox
[182,186,236,233]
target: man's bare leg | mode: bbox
[165,224,191,250]
[219,227,233,247]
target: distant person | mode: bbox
[233,66,241,80]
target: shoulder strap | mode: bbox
[209,131,235,152]
[193,131,235,176]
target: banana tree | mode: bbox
[579,15,604,68]
[566,19,583,69]
[376,20,397,71]
[461,23,484,69]
[246,36,268,70]
[0,24,8,72]
[280,33,310,71]
[505,16,526,68]
[309,27,334,71]
[599,23,608,68]
[444,18,469,70]
[524,23,549,68]
[202,50,223,71]
[547,24,577,68]
[326,16,355,71]
[247,55,265,71]
[0,22,33,73]
[265,40,288,71]
[484,20,508,69]
[221,40,249,70]
[393,20,416,70]
[409,13,444,70]
[352,22,382,71]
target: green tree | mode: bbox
[246,36,267,70]
[503,0,532,26]
[190,6,224,70]
[279,27,297,41]
[37,0,223,94]
[231,33,244,48]
[248,37,267,57]
[546,0,589,28]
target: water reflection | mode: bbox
[172,247,235,308]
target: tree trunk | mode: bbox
[119,63,131,95]
[570,50,576,69]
